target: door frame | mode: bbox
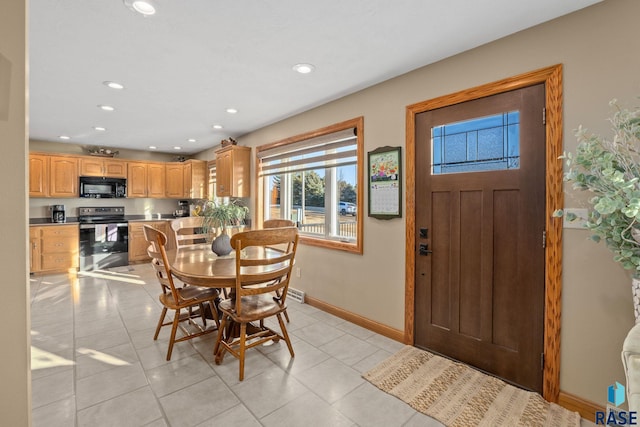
[404,64,563,403]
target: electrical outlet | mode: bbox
[563,208,588,229]
[296,267,301,278]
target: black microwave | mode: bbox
[79,177,127,198]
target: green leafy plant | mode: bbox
[201,199,248,234]
[559,99,640,273]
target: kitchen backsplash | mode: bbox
[29,197,183,220]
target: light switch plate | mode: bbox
[563,208,589,229]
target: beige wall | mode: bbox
[1,0,30,424]
[234,0,637,405]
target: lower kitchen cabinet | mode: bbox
[30,224,79,274]
[128,220,173,263]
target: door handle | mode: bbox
[419,243,432,256]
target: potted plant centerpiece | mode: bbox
[559,99,640,322]
[202,199,248,256]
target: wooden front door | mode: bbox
[414,84,546,392]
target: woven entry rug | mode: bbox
[363,346,579,427]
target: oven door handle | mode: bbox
[80,223,128,229]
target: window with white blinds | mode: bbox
[256,117,363,254]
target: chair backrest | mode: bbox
[143,225,181,303]
[171,216,214,247]
[263,219,295,229]
[229,228,299,316]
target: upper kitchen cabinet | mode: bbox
[165,163,185,199]
[80,157,127,178]
[49,155,79,198]
[29,153,49,197]
[147,162,166,198]
[165,160,207,199]
[215,145,250,198]
[127,162,147,198]
[183,159,207,199]
[127,161,166,198]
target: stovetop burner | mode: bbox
[78,206,126,224]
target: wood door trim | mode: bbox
[404,64,564,402]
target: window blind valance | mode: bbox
[257,128,357,177]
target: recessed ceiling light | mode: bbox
[226,108,238,114]
[93,126,106,131]
[187,138,196,143]
[98,105,115,111]
[103,81,124,90]
[174,146,182,150]
[124,0,156,16]
[292,63,315,74]
[149,146,157,150]
[59,135,71,140]
[212,124,223,130]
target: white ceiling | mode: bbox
[29,0,600,155]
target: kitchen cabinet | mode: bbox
[80,157,127,178]
[49,156,79,198]
[128,220,172,263]
[147,162,166,198]
[184,160,207,199]
[127,162,147,198]
[30,224,79,274]
[165,163,185,199]
[127,161,166,198]
[215,145,250,197]
[29,153,78,198]
[29,153,49,197]
[29,227,41,272]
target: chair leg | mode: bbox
[213,314,228,363]
[198,302,207,327]
[166,308,181,361]
[283,308,290,323]
[208,299,220,328]
[277,313,295,358]
[239,322,247,381]
[154,307,168,340]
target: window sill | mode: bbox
[299,234,362,255]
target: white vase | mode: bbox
[633,277,640,324]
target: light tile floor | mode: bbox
[30,264,594,427]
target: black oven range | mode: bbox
[78,206,128,270]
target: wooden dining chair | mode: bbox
[143,225,220,361]
[263,219,295,229]
[262,218,296,322]
[213,227,299,381]
[171,216,215,248]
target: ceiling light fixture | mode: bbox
[226,108,238,114]
[103,81,124,90]
[59,135,71,140]
[123,0,156,16]
[187,138,196,143]
[292,63,315,74]
[93,126,106,131]
[212,124,223,130]
[98,105,115,111]
[149,146,157,150]
[174,146,182,150]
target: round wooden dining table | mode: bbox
[165,243,285,288]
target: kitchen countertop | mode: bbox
[30,215,252,226]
